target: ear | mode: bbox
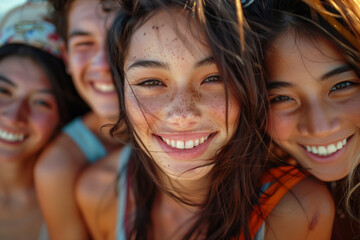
[61,42,72,74]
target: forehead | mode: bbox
[266,32,345,77]
[0,56,50,88]
[126,9,209,67]
[68,0,109,35]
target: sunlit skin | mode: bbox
[0,56,59,163]
[266,31,360,181]
[124,10,240,181]
[66,0,118,118]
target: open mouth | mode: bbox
[0,128,26,143]
[303,135,352,157]
[92,82,115,93]
[160,133,214,150]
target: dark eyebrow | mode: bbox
[321,65,352,81]
[68,30,91,40]
[127,56,215,71]
[127,60,169,71]
[194,56,215,69]
[267,81,294,90]
[0,75,17,87]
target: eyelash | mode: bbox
[330,81,356,92]
[0,87,11,96]
[137,79,165,87]
[201,75,221,84]
[269,95,293,104]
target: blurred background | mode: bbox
[0,0,32,22]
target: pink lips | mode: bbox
[301,136,352,164]
[155,133,216,160]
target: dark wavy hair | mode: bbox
[249,0,360,223]
[0,44,88,129]
[46,0,115,47]
[108,0,269,239]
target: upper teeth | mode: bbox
[93,82,115,92]
[162,136,209,150]
[305,139,347,156]
[0,129,25,142]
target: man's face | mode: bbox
[66,0,119,119]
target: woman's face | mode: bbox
[266,32,360,181]
[124,10,239,180]
[0,56,59,163]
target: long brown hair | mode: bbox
[108,0,268,239]
[249,0,360,224]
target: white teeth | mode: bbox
[0,129,25,142]
[161,135,210,150]
[185,140,194,149]
[305,138,348,157]
[176,140,185,149]
[93,82,115,92]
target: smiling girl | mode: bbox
[0,2,87,239]
[249,0,360,238]
[76,0,334,239]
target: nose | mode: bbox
[1,100,29,125]
[298,100,340,137]
[91,44,110,72]
[166,87,201,128]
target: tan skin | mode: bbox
[0,56,59,239]
[77,9,334,240]
[34,0,120,239]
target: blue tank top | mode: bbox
[116,145,132,240]
[62,117,107,163]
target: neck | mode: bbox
[0,157,35,194]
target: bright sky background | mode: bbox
[0,0,28,23]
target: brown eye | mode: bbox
[201,75,221,84]
[330,81,355,92]
[270,95,293,104]
[138,79,165,87]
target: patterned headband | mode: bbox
[0,1,63,59]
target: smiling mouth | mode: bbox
[92,82,115,93]
[160,133,213,150]
[0,129,25,143]
[303,136,350,157]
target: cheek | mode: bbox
[31,110,59,141]
[266,110,297,141]
[69,51,94,76]
[203,91,227,122]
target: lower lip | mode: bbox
[301,136,352,164]
[155,133,216,160]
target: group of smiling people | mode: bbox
[0,0,359,239]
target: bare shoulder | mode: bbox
[76,147,125,240]
[35,133,86,176]
[265,176,334,240]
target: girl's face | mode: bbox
[124,10,239,180]
[266,32,360,181]
[0,56,59,163]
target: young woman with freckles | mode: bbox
[76,0,334,239]
[250,0,360,238]
[0,2,87,239]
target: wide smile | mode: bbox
[300,135,353,161]
[0,128,26,144]
[91,81,116,94]
[154,132,217,160]
[160,134,213,150]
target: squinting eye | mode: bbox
[33,99,52,109]
[269,95,293,104]
[330,81,355,92]
[0,87,10,96]
[138,79,165,87]
[202,75,221,84]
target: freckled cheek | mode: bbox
[125,88,170,127]
[202,92,238,124]
[337,98,360,128]
[266,110,296,141]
